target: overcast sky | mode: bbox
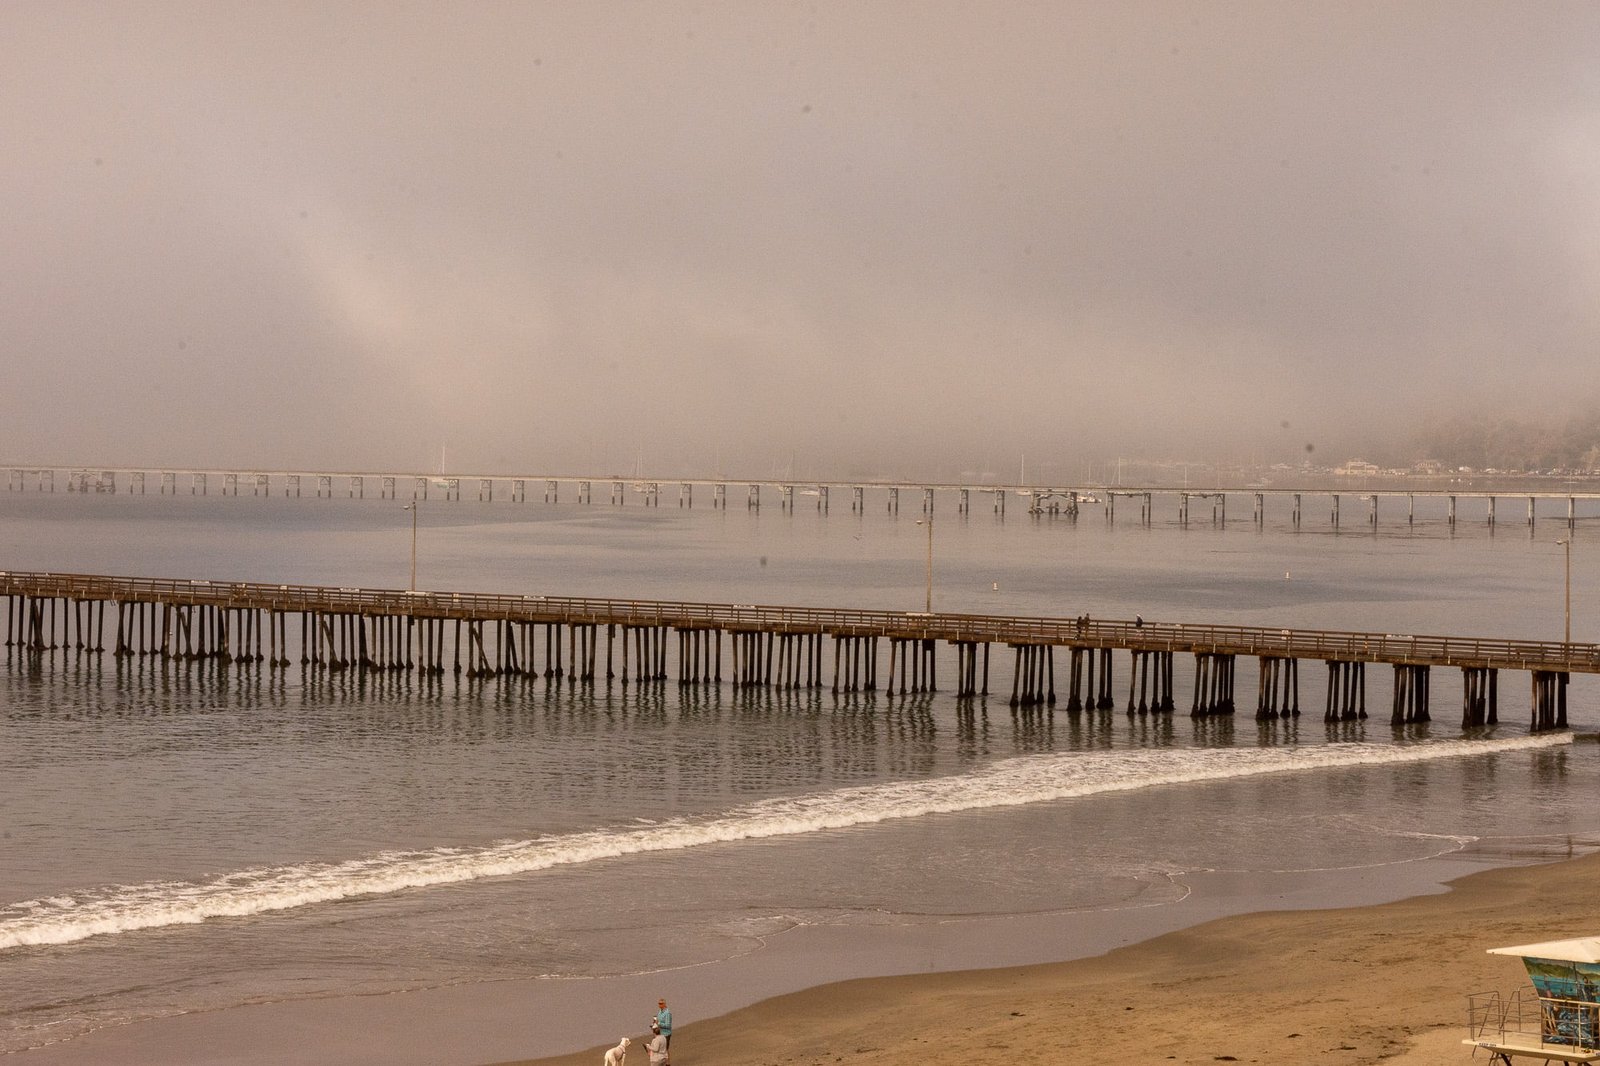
[3,2,1596,479]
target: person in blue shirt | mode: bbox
[654,999,672,1048]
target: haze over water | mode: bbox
[1,490,1598,1061]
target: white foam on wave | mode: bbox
[0,733,1568,950]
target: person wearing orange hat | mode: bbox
[653,998,672,1048]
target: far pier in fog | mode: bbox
[8,463,1600,529]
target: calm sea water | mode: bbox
[2,489,1598,1058]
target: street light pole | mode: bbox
[926,513,933,613]
[917,513,933,613]
[1558,538,1572,644]
[405,502,418,591]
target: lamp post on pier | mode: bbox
[1557,537,1572,645]
[405,501,418,592]
[916,513,933,613]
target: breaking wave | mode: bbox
[0,733,1567,950]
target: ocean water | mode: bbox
[2,488,1599,1060]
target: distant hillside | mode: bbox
[1411,413,1600,474]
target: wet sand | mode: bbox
[497,849,1600,1066]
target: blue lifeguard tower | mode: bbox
[1467,937,1600,1063]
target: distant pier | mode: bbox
[3,571,1593,730]
[8,464,1599,530]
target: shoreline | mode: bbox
[13,836,1592,1065]
[498,842,1600,1066]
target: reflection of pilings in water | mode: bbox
[1255,714,1300,747]
[1324,660,1366,720]
[1009,697,1055,744]
[1191,715,1235,748]
[1059,702,1117,750]
[1126,707,1174,747]
[1255,655,1299,719]
[1460,666,1498,727]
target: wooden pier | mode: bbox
[2,571,1594,730]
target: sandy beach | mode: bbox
[500,848,1600,1066]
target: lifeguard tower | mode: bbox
[1466,937,1600,1063]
